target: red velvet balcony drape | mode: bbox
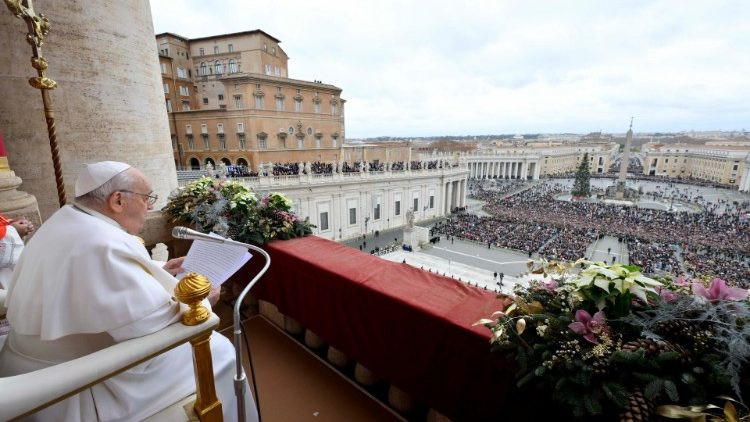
[236,236,516,421]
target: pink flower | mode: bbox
[533,279,558,292]
[658,288,678,303]
[693,278,748,302]
[541,279,558,291]
[568,310,608,344]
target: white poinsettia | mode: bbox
[569,262,663,307]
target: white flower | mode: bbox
[536,325,548,337]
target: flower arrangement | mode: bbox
[163,177,314,244]
[476,259,750,421]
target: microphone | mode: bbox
[172,226,250,248]
[171,225,270,422]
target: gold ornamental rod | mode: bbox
[5,0,66,207]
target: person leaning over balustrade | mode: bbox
[0,161,257,422]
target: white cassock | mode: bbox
[0,204,258,422]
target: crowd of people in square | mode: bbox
[626,239,681,275]
[435,180,750,286]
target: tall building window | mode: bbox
[332,104,337,115]
[237,122,244,133]
[319,212,329,231]
[176,67,187,78]
[314,102,321,113]
[228,44,234,52]
[332,137,337,148]
[187,135,194,150]
[218,135,225,150]
[228,59,237,73]
[181,101,190,111]
[165,99,172,112]
[160,63,166,74]
[349,207,357,225]
[200,62,207,75]
[295,99,302,112]
[254,95,264,109]
[394,200,401,216]
[315,137,321,148]
[258,135,268,150]
[217,123,224,134]
[163,83,169,93]
[238,133,246,149]
[214,60,222,75]
[218,94,224,101]
[199,48,204,56]
[202,134,209,150]
[373,198,381,220]
[202,97,208,105]
[200,124,208,134]
[213,45,219,54]
[413,198,419,213]
[179,86,189,96]
[429,195,435,209]
[234,95,243,109]
[297,138,303,149]
[276,98,284,111]
[186,124,192,134]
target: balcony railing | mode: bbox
[142,216,517,421]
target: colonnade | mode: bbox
[740,164,750,192]
[467,161,540,180]
[442,179,466,214]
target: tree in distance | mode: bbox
[572,152,591,200]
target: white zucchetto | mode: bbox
[74,161,132,197]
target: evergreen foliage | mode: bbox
[477,260,750,420]
[572,152,591,198]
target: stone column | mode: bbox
[1,0,177,219]
[446,181,453,213]
[521,161,528,180]
[0,131,40,224]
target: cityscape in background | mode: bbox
[1,1,748,420]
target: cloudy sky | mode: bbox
[151,1,749,138]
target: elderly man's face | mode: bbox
[115,169,154,234]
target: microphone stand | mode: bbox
[172,227,270,422]
[232,243,270,422]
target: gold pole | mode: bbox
[190,333,224,421]
[175,273,223,421]
[5,0,67,207]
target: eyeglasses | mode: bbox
[119,190,158,205]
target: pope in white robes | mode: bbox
[0,161,257,422]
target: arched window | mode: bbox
[205,158,215,166]
[228,59,237,74]
[221,157,231,166]
[214,60,222,75]
[237,158,248,167]
[199,62,207,76]
[190,158,200,170]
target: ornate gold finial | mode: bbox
[175,272,212,326]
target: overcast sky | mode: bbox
[151,1,749,138]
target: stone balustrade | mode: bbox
[176,165,468,188]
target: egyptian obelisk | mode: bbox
[615,118,633,200]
